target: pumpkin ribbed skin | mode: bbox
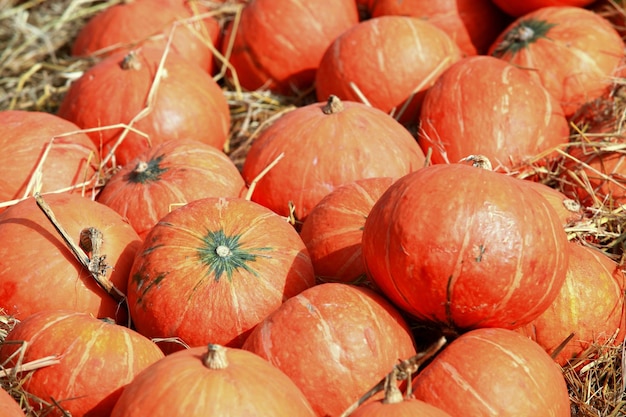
[418,55,569,169]
[97,139,247,239]
[110,344,317,417]
[127,197,315,353]
[413,328,571,417]
[71,0,220,73]
[370,0,508,55]
[0,310,165,417]
[522,180,582,225]
[242,96,426,220]
[362,163,569,332]
[489,6,625,117]
[242,282,417,417]
[0,110,99,208]
[57,47,230,167]
[315,15,462,124]
[300,177,395,283]
[221,0,359,95]
[0,193,141,324]
[517,242,626,366]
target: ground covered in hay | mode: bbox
[1,0,626,416]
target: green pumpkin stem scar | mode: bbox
[198,229,259,282]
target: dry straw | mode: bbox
[1,0,626,416]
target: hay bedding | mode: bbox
[0,0,625,416]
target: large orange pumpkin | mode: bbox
[0,310,164,417]
[413,328,571,416]
[127,197,315,353]
[110,344,317,416]
[220,0,359,95]
[96,139,247,239]
[242,95,426,220]
[489,6,625,117]
[517,242,626,366]
[417,55,570,170]
[315,15,462,124]
[299,176,395,284]
[362,163,569,332]
[370,0,509,56]
[0,110,99,210]
[57,47,230,167]
[0,193,141,323]
[71,0,220,73]
[242,282,417,417]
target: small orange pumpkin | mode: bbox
[0,310,165,417]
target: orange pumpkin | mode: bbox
[0,193,141,323]
[489,6,625,117]
[517,242,626,366]
[242,282,417,417]
[418,55,569,170]
[221,0,359,95]
[0,310,164,417]
[97,139,247,239]
[299,177,395,284]
[413,328,571,416]
[242,95,426,220]
[127,197,315,353]
[110,344,317,416]
[0,110,99,210]
[362,163,569,332]
[57,47,230,167]
[370,0,509,55]
[315,15,462,124]
[72,0,220,73]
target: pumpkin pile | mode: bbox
[0,0,625,416]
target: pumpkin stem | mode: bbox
[215,245,232,258]
[323,95,345,114]
[203,343,229,370]
[381,370,404,405]
[120,51,142,71]
[491,19,557,58]
[459,155,493,170]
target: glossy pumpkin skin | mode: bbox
[490,0,597,17]
[370,0,509,55]
[221,0,359,95]
[127,197,315,353]
[299,177,395,283]
[0,193,141,324]
[57,47,230,167]
[489,6,625,117]
[413,328,571,417]
[418,55,569,169]
[362,163,569,332]
[110,344,317,417]
[0,310,165,417]
[315,16,462,124]
[242,96,426,220]
[0,388,25,417]
[522,180,582,225]
[97,139,247,239]
[0,110,99,209]
[242,282,417,417]
[71,0,220,73]
[517,242,626,366]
